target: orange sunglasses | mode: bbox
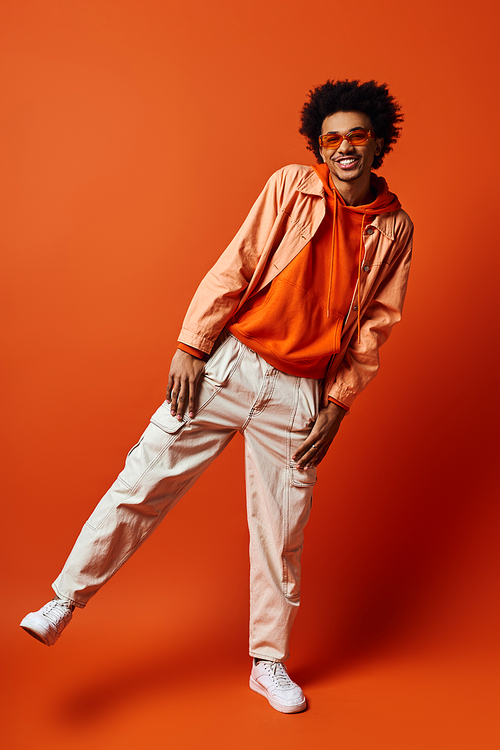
[318,128,374,150]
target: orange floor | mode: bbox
[6,582,500,750]
[5,433,500,750]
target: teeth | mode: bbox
[339,158,357,165]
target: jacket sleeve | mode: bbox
[177,168,288,354]
[327,220,414,409]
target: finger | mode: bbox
[188,377,199,418]
[304,441,333,469]
[292,434,317,462]
[175,379,188,419]
[295,442,320,469]
[166,373,174,403]
[170,379,180,416]
[302,447,322,470]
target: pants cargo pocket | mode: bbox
[85,405,186,531]
[116,403,186,490]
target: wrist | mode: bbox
[327,396,348,412]
[177,343,206,360]
[325,401,347,420]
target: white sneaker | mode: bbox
[20,598,74,646]
[250,659,307,713]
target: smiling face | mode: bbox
[319,110,384,192]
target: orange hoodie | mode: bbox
[223,165,401,379]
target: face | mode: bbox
[319,110,384,186]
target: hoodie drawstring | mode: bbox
[357,214,366,343]
[326,192,337,318]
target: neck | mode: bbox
[330,173,373,207]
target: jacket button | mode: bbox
[363,265,370,272]
[353,305,358,310]
[366,227,375,235]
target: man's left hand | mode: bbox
[292,401,347,470]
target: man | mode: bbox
[21,79,413,714]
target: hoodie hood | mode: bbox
[312,163,401,215]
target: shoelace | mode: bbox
[42,599,73,624]
[264,662,295,689]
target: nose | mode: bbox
[337,135,355,153]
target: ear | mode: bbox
[375,137,384,156]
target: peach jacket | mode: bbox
[178,164,414,410]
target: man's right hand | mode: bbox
[166,349,206,420]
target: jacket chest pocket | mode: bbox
[357,259,391,301]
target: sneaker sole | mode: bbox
[249,676,307,714]
[19,613,55,646]
[20,624,51,646]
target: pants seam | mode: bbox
[282,378,302,599]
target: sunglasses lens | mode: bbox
[348,130,370,144]
[320,134,342,149]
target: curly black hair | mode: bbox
[299,79,403,170]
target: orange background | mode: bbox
[2,1,500,748]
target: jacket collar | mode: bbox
[296,167,324,197]
[297,167,396,241]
